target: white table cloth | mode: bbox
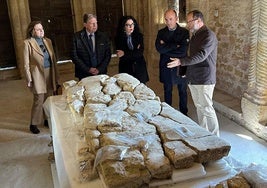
[43,95,237,188]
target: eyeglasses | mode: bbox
[125,23,135,27]
[39,45,46,53]
[186,19,197,24]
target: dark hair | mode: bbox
[83,13,97,23]
[26,20,42,39]
[116,15,141,36]
[188,10,204,22]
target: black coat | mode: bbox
[71,28,111,80]
[155,24,189,84]
[180,25,218,84]
[115,32,149,83]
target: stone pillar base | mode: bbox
[241,97,267,140]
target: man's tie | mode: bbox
[88,34,94,52]
[88,34,97,67]
[127,35,134,50]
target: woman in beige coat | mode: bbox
[23,21,59,134]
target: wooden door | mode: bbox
[29,0,74,61]
[0,0,16,69]
[95,0,123,54]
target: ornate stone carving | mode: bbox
[244,0,267,106]
[242,0,267,140]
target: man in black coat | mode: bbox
[71,13,111,80]
[155,9,189,115]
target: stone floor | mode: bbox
[0,71,267,188]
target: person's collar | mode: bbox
[193,25,206,35]
[168,23,178,31]
[86,30,94,36]
[33,36,43,39]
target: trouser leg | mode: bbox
[177,78,188,115]
[31,93,45,126]
[188,84,220,136]
[31,68,53,126]
[163,83,173,106]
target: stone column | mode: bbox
[241,0,267,139]
[7,0,31,78]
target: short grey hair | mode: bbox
[83,13,97,23]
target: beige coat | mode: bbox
[23,37,59,94]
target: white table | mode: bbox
[44,95,237,188]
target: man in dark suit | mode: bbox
[71,13,111,80]
[155,9,189,115]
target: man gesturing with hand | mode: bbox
[168,10,220,136]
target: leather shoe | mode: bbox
[30,125,40,134]
[44,120,49,127]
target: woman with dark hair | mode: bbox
[115,16,149,83]
[23,21,60,134]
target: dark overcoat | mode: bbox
[180,25,218,85]
[155,24,189,84]
[71,28,111,79]
[116,32,149,83]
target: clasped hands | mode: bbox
[116,50,124,58]
[167,58,181,68]
[89,67,99,75]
